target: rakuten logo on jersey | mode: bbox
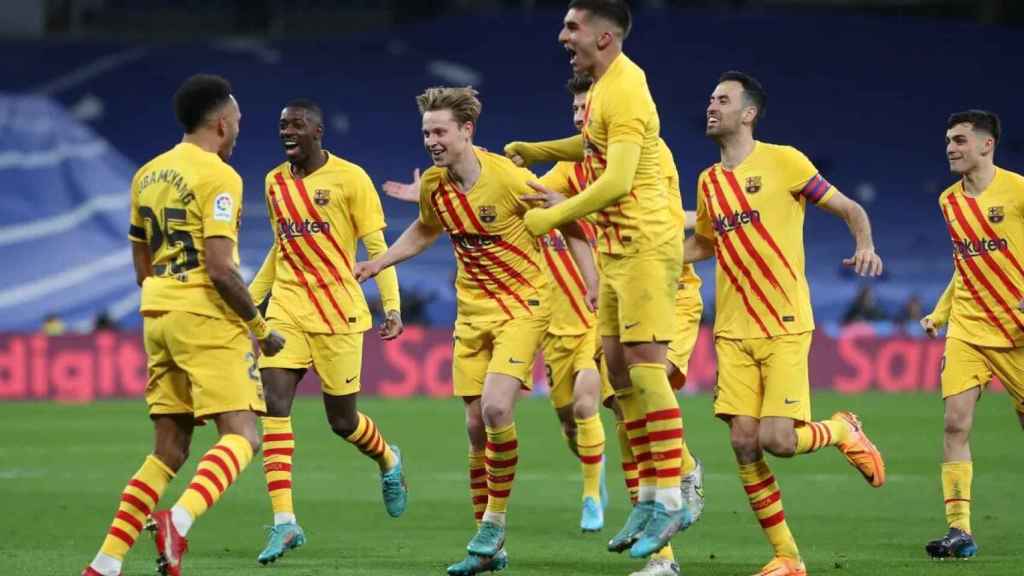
[279,219,331,239]
[713,210,761,234]
[952,237,1008,259]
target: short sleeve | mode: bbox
[786,148,834,205]
[605,77,654,147]
[348,168,387,237]
[538,162,576,197]
[509,165,540,215]
[128,169,147,243]
[695,172,714,239]
[418,175,442,229]
[203,167,243,240]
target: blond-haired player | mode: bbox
[356,86,598,575]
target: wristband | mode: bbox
[246,315,271,340]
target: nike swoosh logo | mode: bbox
[508,358,526,365]
[624,321,640,330]
[345,376,358,383]
[784,398,799,405]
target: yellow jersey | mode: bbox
[253,152,391,334]
[129,142,243,320]
[581,52,674,255]
[695,142,834,339]
[538,160,597,335]
[938,167,1024,348]
[659,140,701,289]
[419,148,549,323]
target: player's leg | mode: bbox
[255,316,309,560]
[148,313,266,576]
[573,365,606,531]
[544,334,581,457]
[463,395,489,525]
[716,337,805,576]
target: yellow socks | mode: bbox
[794,419,851,454]
[631,363,684,510]
[484,423,518,515]
[942,461,973,533]
[469,450,487,525]
[262,417,296,524]
[615,420,640,504]
[175,434,253,530]
[576,414,605,502]
[98,455,174,560]
[345,412,397,471]
[739,459,800,560]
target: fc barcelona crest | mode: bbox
[314,189,331,206]
[745,176,762,194]
[479,205,497,224]
[988,206,1004,223]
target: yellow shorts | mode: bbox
[544,329,600,409]
[941,337,1024,413]
[453,313,549,397]
[666,283,704,390]
[143,311,266,420]
[258,317,364,396]
[597,240,682,343]
[713,332,813,422]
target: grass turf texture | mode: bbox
[2,392,1020,575]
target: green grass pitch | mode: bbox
[2,392,1020,575]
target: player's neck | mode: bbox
[718,134,756,170]
[591,48,621,82]
[961,163,996,197]
[291,149,327,178]
[181,133,220,156]
[448,149,481,192]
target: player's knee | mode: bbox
[242,429,262,455]
[729,429,760,460]
[263,388,293,417]
[328,412,360,438]
[943,410,972,438]
[572,396,598,421]
[759,430,795,458]
[480,400,512,427]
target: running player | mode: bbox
[355,86,597,575]
[82,74,284,576]
[921,109,1024,560]
[247,99,407,565]
[684,70,886,576]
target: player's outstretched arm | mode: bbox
[922,275,955,338]
[817,189,883,277]
[504,135,584,167]
[683,234,715,264]
[207,236,285,356]
[522,141,640,236]
[362,229,404,341]
[248,243,277,306]
[560,221,600,311]
[354,219,442,283]
[131,241,154,287]
[382,169,422,203]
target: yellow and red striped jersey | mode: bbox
[258,152,388,334]
[538,161,598,335]
[939,167,1024,348]
[129,142,244,320]
[419,148,549,322]
[659,140,701,290]
[580,53,675,256]
[695,142,834,339]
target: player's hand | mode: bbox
[585,285,598,312]
[520,180,567,208]
[920,317,938,338]
[842,248,883,277]
[378,309,404,341]
[503,142,533,167]
[258,330,286,357]
[354,260,382,283]
[382,169,421,203]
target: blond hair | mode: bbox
[416,86,482,126]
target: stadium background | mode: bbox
[1,2,1022,575]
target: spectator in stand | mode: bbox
[42,313,65,336]
[896,294,925,329]
[843,285,889,324]
[93,311,117,332]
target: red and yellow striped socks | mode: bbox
[631,363,685,510]
[262,416,296,524]
[740,459,800,560]
[174,434,254,534]
[942,461,972,533]
[794,419,851,454]
[616,386,656,502]
[576,414,605,503]
[344,412,397,472]
[484,423,518,518]
[469,450,488,525]
[615,420,640,504]
[96,455,174,563]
